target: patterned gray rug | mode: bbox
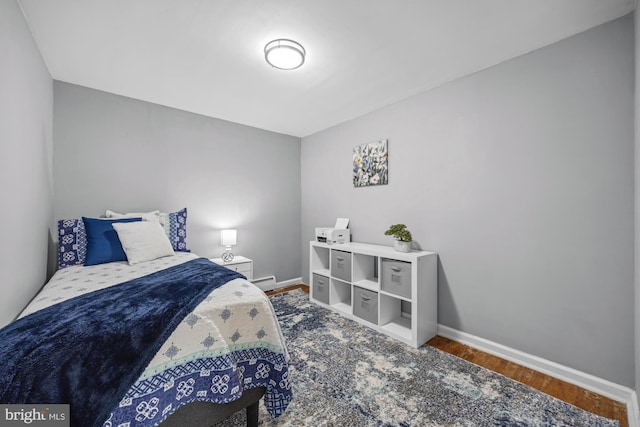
[219,289,619,426]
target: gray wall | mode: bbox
[0,1,53,327]
[302,15,634,387]
[53,82,301,283]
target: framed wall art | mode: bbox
[353,139,388,187]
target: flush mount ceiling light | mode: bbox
[264,39,305,70]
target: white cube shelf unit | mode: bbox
[309,241,437,348]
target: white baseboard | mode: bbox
[252,276,303,292]
[251,275,277,291]
[275,277,303,290]
[437,324,638,427]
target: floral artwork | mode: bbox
[353,139,388,187]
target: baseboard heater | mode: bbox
[251,275,277,291]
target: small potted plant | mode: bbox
[384,224,413,252]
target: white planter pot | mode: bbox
[394,240,412,252]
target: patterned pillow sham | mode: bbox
[58,218,87,268]
[159,208,190,252]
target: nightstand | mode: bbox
[210,256,253,281]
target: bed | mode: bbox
[0,210,293,427]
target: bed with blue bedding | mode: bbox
[0,251,293,427]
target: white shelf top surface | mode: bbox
[311,241,436,259]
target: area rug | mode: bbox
[218,289,619,426]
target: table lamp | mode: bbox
[221,229,237,262]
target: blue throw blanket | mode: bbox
[0,258,244,427]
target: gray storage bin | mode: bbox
[381,259,412,299]
[353,286,378,324]
[331,250,352,282]
[312,274,330,304]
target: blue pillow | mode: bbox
[82,217,142,266]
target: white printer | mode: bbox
[316,218,350,244]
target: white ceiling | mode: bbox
[18,0,635,137]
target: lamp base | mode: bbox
[221,251,235,263]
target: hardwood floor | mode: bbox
[266,285,628,427]
[265,283,309,297]
[427,336,628,427]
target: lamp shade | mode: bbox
[221,229,237,246]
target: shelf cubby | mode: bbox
[330,278,352,316]
[379,294,411,341]
[352,253,378,291]
[310,244,330,277]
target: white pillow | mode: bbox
[112,221,175,265]
[106,209,162,223]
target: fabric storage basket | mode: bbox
[353,286,378,324]
[381,259,412,299]
[312,273,330,304]
[331,250,352,282]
